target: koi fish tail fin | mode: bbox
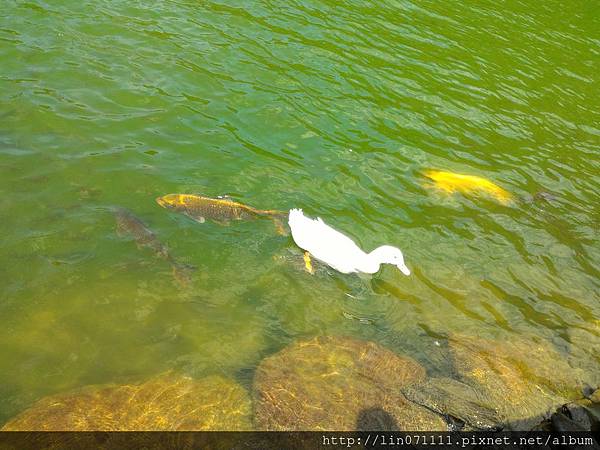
[270,215,289,236]
[171,261,196,287]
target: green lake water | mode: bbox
[0,0,598,426]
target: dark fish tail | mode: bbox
[170,259,196,287]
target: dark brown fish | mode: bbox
[156,194,287,235]
[114,207,194,285]
[115,208,169,257]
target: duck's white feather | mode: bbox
[288,208,410,275]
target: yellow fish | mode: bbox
[423,170,513,205]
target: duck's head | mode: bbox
[373,245,411,276]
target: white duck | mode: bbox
[288,209,410,275]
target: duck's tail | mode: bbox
[288,208,304,228]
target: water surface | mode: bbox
[0,0,598,424]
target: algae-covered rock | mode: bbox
[402,377,502,430]
[449,334,582,430]
[536,397,600,436]
[2,372,252,431]
[253,335,447,431]
[558,399,594,430]
[567,325,600,388]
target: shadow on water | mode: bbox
[355,407,400,431]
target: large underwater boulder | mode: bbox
[402,376,502,430]
[1,372,252,431]
[449,333,584,430]
[253,335,447,431]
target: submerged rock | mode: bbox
[590,388,600,404]
[402,377,502,430]
[449,334,583,430]
[552,399,594,431]
[567,325,600,388]
[531,389,600,443]
[253,335,447,431]
[1,372,252,431]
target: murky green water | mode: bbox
[0,0,598,425]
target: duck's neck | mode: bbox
[356,247,388,274]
